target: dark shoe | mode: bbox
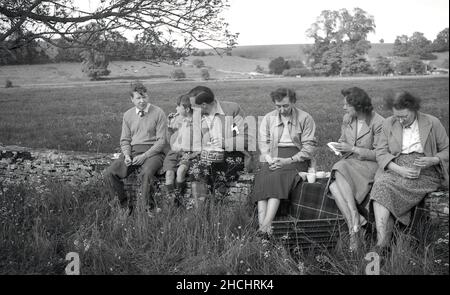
[175,181,187,195]
[119,197,127,207]
[256,231,275,243]
[174,181,187,207]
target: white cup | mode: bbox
[412,164,421,179]
[306,173,316,183]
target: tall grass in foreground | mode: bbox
[0,181,448,275]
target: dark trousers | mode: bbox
[105,145,164,207]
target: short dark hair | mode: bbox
[384,91,421,112]
[270,88,297,103]
[177,94,192,110]
[341,87,373,115]
[130,82,147,97]
[187,86,215,104]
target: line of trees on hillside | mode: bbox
[263,8,448,77]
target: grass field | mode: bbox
[0,76,448,275]
[0,77,448,171]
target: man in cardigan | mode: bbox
[105,82,167,212]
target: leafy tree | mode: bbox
[192,50,206,56]
[200,68,210,80]
[379,39,384,44]
[269,56,289,74]
[374,55,394,75]
[408,32,435,59]
[192,59,205,68]
[0,0,237,65]
[305,8,375,76]
[80,49,110,80]
[393,35,410,57]
[287,60,305,69]
[255,65,264,73]
[171,69,186,80]
[282,68,313,77]
[431,28,449,52]
[54,39,82,62]
[393,32,437,59]
[0,30,50,65]
[395,57,426,75]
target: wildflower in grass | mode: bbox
[436,238,449,245]
[297,261,305,274]
[83,239,90,252]
[315,255,329,264]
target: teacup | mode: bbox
[306,173,316,183]
[411,164,421,179]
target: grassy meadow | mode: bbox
[0,76,449,274]
[0,77,448,170]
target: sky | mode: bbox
[223,0,449,45]
[77,0,449,46]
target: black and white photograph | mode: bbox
[0,0,448,279]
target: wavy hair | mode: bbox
[341,87,373,115]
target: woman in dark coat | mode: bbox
[370,91,449,249]
[328,87,385,251]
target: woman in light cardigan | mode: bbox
[253,88,317,237]
[370,91,449,250]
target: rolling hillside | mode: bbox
[217,43,396,60]
[218,43,448,68]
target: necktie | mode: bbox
[138,110,145,117]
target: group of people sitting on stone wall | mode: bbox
[104,82,449,253]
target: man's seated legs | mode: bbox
[139,153,164,209]
[104,155,136,208]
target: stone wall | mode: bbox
[0,145,254,204]
[0,145,447,220]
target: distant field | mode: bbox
[1,42,448,87]
[0,77,448,171]
[0,56,270,86]
[224,43,398,60]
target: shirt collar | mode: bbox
[136,104,151,115]
[210,100,225,116]
[404,118,418,130]
[275,108,294,126]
